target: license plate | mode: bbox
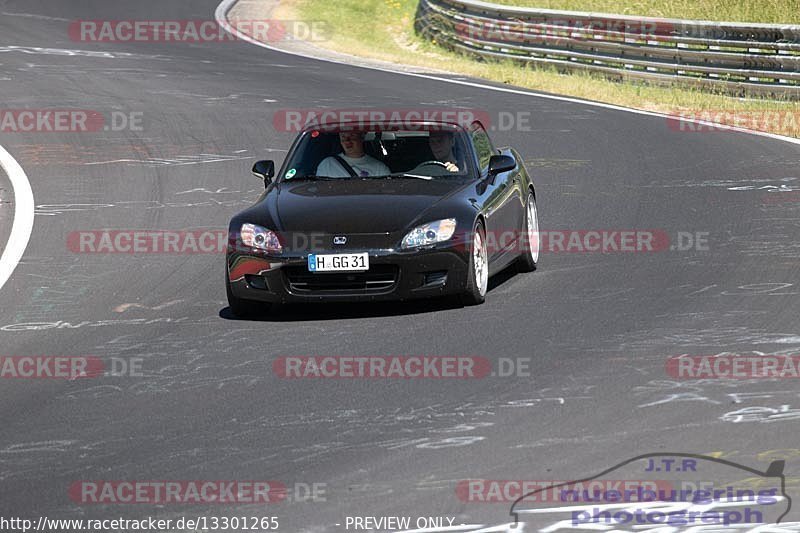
[308,253,369,272]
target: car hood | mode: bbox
[272,179,469,233]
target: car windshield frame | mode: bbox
[276,121,479,183]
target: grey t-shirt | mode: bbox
[317,153,390,178]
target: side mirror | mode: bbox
[252,160,275,184]
[488,154,516,176]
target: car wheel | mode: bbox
[461,221,489,306]
[226,269,271,318]
[518,192,539,272]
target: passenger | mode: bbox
[317,131,390,178]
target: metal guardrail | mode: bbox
[414,0,800,98]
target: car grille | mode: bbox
[284,265,398,295]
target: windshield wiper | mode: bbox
[290,174,435,181]
[381,173,433,181]
[286,175,339,181]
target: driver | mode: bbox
[428,131,460,173]
[317,131,390,178]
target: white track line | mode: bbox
[215,0,800,147]
[0,144,34,291]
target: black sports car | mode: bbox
[225,119,539,317]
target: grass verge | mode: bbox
[487,0,800,24]
[281,0,799,138]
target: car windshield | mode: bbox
[280,126,476,181]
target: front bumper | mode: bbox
[227,245,470,303]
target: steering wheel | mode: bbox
[415,160,449,169]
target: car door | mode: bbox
[469,122,521,261]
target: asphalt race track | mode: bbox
[1,0,800,531]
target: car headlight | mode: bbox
[240,223,282,253]
[401,218,457,249]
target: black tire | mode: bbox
[226,271,271,318]
[461,220,488,306]
[518,192,539,273]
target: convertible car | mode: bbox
[225,119,539,317]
